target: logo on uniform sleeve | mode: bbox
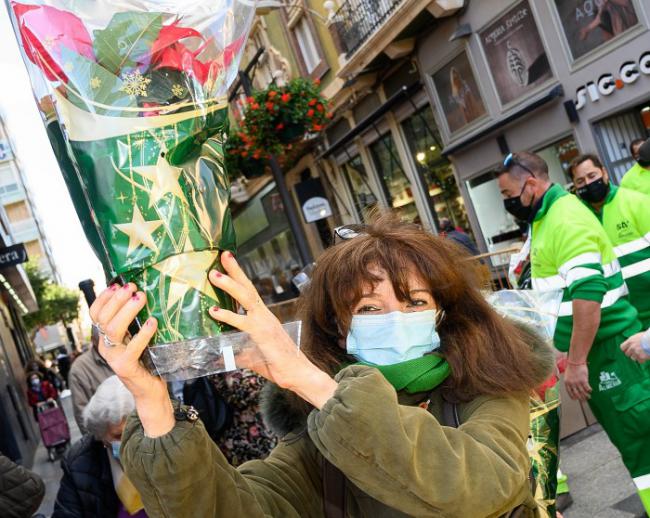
[598,371,622,392]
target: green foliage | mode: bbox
[23,261,80,332]
[93,12,163,74]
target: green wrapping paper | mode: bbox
[9,1,255,379]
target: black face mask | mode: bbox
[503,182,534,222]
[577,178,609,204]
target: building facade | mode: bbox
[0,116,59,280]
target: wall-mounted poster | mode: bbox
[480,0,553,105]
[554,0,638,59]
[432,51,487,134]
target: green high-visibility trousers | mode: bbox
[586,332,650,512]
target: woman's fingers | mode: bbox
[208,306,248,331]
[220,251,255,290]
[125,318,157,362]
[209,270,259,311]
[89,284,120,323]
[104,291,147,343]
[96,283,136,328]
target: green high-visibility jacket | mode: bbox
[581,185,650,326]
[621,163,650,197]
[529,184,640,352]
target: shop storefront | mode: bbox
[415,0,650,257]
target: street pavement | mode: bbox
[29,393,645,517]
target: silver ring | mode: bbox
[93,322,106,335]
[103,335,119,348]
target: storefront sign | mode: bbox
[295,177,333,223]
[574,51,650,110]
[480,0,553,105]
[0,243,28,268]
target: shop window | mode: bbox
[368,133,418,223]
[535,136,578,187]
[466,172,523,265]
[401,107,472,234]
[284,5,328,79]
[341,155,377,222]
[234,183,301,304]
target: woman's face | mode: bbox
[351,266,437,316]
[102,419,125,444]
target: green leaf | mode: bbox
[93,12,163,75]
[60,47,137,116]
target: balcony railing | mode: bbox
[332,0,403,57]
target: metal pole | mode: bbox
[237,70,313,265]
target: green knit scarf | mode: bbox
[359,354,451,394]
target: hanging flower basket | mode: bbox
[225,132,268,180]
[236,78,332,157]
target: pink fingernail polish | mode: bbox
[215,272,222,278]
[147,318,155,326]
[132,293,140,301]
[224,251,232,258]
[122,284,131,291]
[212,306,219,312]
[110,284,118,291]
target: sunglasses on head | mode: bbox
[334,225,366,241]
[503,153,535,177]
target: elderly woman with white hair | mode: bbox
[52,376,147,518]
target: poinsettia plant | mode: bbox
[234,78,332,161]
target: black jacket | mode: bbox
[0,452,45,518]
[52,435,118,518]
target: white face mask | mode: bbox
[346,309,441,365]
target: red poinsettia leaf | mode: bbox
[154,45,184,71]
[12,2,94,82]
[151,20,203,58]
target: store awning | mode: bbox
[442,85,565,157]
[320,81,423,159]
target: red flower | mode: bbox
[252,150,261,160]
[314,78,321,85]
[241,151,248,157]
[308,99,317,107]
[251,103,260,110]
[307,109,315,117]
[326,112,333,119]
[316,103,324,112]
[268,90,277,98]
[266,101,275,111]
[312,124,323,131]
[246,96,255,104]
[281,93,291,102]
[12,2,94,82]
[275,123,285,130]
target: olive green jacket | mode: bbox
[122,366,543,518]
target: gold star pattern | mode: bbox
[171,84,185,97]
[133,154,185,208]
[90,76,102,89]
[116,192,127,203]
[119,70,151,97]
[153,250,219,310]
[114,205,163,256]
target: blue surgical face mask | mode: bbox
[346,309,441,365]
[110,441,121,461]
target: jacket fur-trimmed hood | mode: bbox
[260,319,556,438]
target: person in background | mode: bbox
[630,138,645,161]
[27,371,58,421]
[0,451,45,518]
[68,326,113,434]
[93,216,554,517]
[621,138,650,197]
[27,358,64,393]
[438,217,480,256]
[53,375,147,518]
[570,153,650,328]
[56,347,72,389]
[498,151,650,515]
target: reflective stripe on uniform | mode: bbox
[532,260,619,291]
[602,260,621,277]
[531,275,566,291]
[558,252,602,276]
[614,232,650,257]
[558,284,629,317]
[566,267,601,285]
[634,474,650,491]
[622,258,650,279]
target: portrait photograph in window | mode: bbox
[554,0,639,59]
[431,51,487,134]
[480,0,553,105]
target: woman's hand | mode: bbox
[621,331,650,364]
[208,252,337,409]
[90,283,174,438]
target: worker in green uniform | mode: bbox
[497,151,650,514]
[621,138,650,197]
[569,153,650,328]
